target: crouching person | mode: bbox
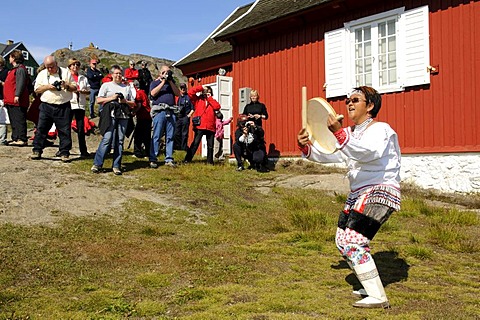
[233,114,268,172]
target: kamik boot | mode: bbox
[352,260,390,309]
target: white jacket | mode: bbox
[70,74,89,110]
[304,122,401,191]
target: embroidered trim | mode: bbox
[298,144,310,156]
[344,184,401,213]
[334,128,349,147]
[356,268,379,281]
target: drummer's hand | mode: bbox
[327,114,342,133]
[297,128,310,147]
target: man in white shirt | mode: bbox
[32,55,76,161]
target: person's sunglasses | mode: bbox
[71,62,81,67]
[345,97,367,105]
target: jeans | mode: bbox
[149,111,176,163]
[89,88,99,116]
[94,117,128,169]
[32,102,72,155]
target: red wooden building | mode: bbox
[175,0,480,192]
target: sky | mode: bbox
[0,0,252,64]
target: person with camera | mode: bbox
[148,64,180,168]
[233,114,269,172]
[91,65,135,175]
[183,85,221,165]
[173,83,193,151]
[32,55,77,161]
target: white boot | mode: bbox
[352,260,390,309]
[346,260,367,297]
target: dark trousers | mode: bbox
[184,129,215,164]
[233,142,266,168]
[70,109,88,155]
[134,118,152,157]
[6,105,27,142]
[33,102,72,155]
[174,115,190,151]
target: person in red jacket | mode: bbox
[132,80,151,158]
[184,85,221,165]
[3,50,30,146]
[124,60,138,83]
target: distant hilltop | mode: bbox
[51,46,186,83]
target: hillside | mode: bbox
[52,46,186,83]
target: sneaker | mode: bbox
[80,152,90,158]
[9,140,27,147]
[31,151,41,160]
[236,166,244,171]
[257,166,270,173]
[61,155,70,163]
[112,167,122,175]
[165,161,177,168]
[149,161,158,168]
[91,165,101,173]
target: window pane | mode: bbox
[387,20,395,35]
[388,36,396,51]
[364,28,371,41]
[355,44,362,59]
[356,75,362,86]
[365,58,372,72]
[381,71,388,85]
[355,29,362,42]
[365,41,371,56]
[365,73,372,86]
[357,59,362,73]
[389,69,397,83]
[388,53,396,68]
[378,22,386,38]
[379,38,386,54]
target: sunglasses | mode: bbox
[70,62,81,67]
[345,97,367,105]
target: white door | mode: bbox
[201,75,233,157]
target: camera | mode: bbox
[116,92,124,101]
[164,70,173,81]
[52,80,63,91]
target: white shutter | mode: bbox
[401,5,430,87]
[325,27,347,98]
[217,75,233,156]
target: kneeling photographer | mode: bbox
[233,114,269,172]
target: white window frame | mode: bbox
[325,6,430,98]
[25,66,34,76]
[21,50,29,61]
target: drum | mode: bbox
[304,97,343,154]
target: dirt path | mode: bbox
[0,127,354,226]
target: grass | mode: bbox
[0,154,479,319]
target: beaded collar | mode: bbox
[352,117,373,138]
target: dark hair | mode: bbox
[205,85,213,96]
[353,86,382,118]
[10,50,24,64]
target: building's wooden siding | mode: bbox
[230,0,480,156]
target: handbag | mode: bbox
[192,116,201,126]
